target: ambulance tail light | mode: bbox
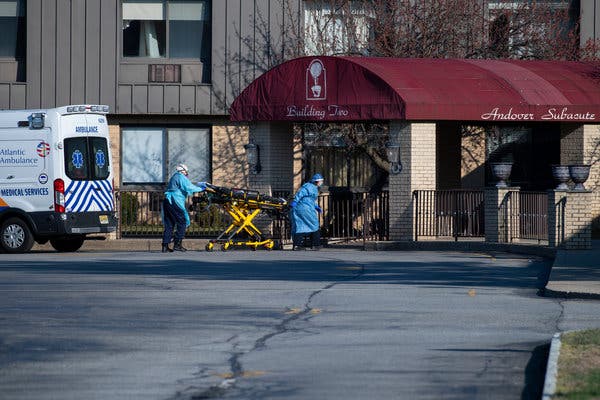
[54,179,66,213]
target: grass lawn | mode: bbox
[554,329,600,399]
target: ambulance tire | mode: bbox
[50,236,85,252]
[0,217,34,254]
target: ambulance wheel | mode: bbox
[0,217,34,254]
[50,236,85,252]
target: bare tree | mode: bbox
[270,0,597,61]
[223,1,600,187]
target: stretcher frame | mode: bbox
[198,185,288,251]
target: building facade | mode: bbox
[2,0,600,242]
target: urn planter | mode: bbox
[490,162,513,188]
[569,164,591,191]
[551,165,570,190]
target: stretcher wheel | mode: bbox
[221,242,230,251]
[264,241,274,250]
[205,242,214,251]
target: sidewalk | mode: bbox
[543,239,600,299]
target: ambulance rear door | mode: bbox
[59,112,114,216]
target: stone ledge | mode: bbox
[365,240,556,258]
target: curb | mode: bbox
[541,288,600,300]
[542,332,562,400]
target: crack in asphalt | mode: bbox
[170,259,366,399]
[553,299,566,333]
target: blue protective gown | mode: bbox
[164,172,205,227]
[291,182,320,234]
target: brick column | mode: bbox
[460,126,486,188]
[389,122,436,241]
[548,190,593,249]
[561,123,600,234]
[485,187,519,243]
[212,124,249,188]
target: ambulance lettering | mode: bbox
[75,126,99,133]
[0,187,49,196]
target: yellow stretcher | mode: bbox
[198,184,288,251]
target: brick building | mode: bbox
[1,0,599,244]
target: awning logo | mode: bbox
[306,59,326,100]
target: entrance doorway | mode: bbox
[300,123,389,240]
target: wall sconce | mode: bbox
[386,141,402,174]
[244,140,261,174]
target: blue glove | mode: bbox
[196,182,207,191]
[290,201,297,208]
[315,205,322,213]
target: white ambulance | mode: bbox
[0,105,117,253]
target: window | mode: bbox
[122,0,211,62]
[486,0,570,59]
[304,0,371,55]
[303,123,388,191]
[0,0,25,59]
[0,0,25,81]
[121,126,210,184]
[64,137,111,181]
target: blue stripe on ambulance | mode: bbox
[65,180,114,212]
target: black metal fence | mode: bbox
[318,191,389,242]
[507,191,548,243]
[117,190,231,238]
[413,189,549,243]
[413,190,485,240]
[116,189,389,243]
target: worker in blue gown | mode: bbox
[289,173,324,250]
[161,164,207,252]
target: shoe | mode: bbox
[162,244,173,253]
[292,246,304,251]
[173,240,187,252]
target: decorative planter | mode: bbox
[569,164,591,191]
[490,162,513,188]
[551,165,570,190]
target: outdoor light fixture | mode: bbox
[386,141,402,174]
[244,140,261,174]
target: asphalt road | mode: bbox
[0,249,598,400]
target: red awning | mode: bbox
[229,56,600,122]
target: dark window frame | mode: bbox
[120,0,212,64]
[120,124,213,187]
[0,0,26,81]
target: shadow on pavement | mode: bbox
[0,253,553,290]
